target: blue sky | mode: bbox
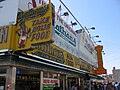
[52,0,120,74]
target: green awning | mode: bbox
[89,74,105,80]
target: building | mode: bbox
[0,1,105,90]
[107,74,114,83]
[112,67,120,83]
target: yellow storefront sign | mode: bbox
[0,3,55,51]
[28,43,81,69]
[29,43,65,64]
[74,56,80,69]
[0,25,14,50]
[15,3,55,50]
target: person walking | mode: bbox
[114,82,119,90]
[104,84,107,90]
[94,82,98,90]
[71,84,77,90]
[107,82,115,90]
[53,83,60,90]
[117,83,120,90]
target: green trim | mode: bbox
[89,74,105,80]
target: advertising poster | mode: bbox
[54,14,78,57]
[0,3,55,51]
[30,43,65,64]
[15,3,55,51]
[28,43,80,69]
[77,31,98,68]
[42,78,58,90]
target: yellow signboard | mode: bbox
[74,56,80,69]
[28,43,81,69]
[29,43,65,64]
[15,3,55,50]
[80,60,92,71]
[64,52,74,67]
[0,3,55,51]
[0,25,14,50]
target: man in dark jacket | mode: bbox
[53,83,60,90]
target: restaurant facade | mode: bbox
[0,1,106,90]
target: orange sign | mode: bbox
[92,45,107,74]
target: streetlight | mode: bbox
[61,12,69,16]
[93,40,101,45]
[102,51,105,55]
[60,12,69,23]
[75,27,101,46]
[75,29,83,33]
[75,26,95,34]
[91,35,99,44]
[92,35,99,38]
[86,27,95,30]
[95,40,101,43]
[84,26,95,34]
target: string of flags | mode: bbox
[31,0,51,8]
[56,5,62,15]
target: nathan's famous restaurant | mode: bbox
[0,1,106,90]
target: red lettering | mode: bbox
[50,80,58,83]
[43,79,49,83]
[43,79,58,84]
[55,14,76,36]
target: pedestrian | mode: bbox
[118,83,120,90]
[107,82,114,90]
[91,81,94,90]
[53,83,60,90]
[114,82,119,90]
[76,84,80,90]
[104,84,107,90]
[94,82,98,90]
[71,83,77,90]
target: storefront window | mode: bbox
[53,74,58,79]
[15,68,40,90]
[43,72,48,78]
[48,72,53,78]
[43,72,58,79]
